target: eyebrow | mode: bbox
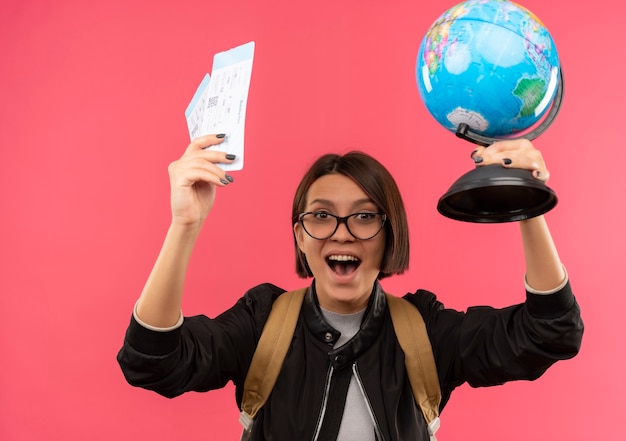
[307,197,375,209]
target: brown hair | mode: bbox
[292,151,410,279]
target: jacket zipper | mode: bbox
[353,362,385,441]
[312,364,334,441]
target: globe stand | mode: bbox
[437,70,564,223]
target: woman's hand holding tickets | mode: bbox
[168,134,236,227]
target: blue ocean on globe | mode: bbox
[416,0,560,138]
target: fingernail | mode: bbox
[225,174,234,183]
[473,156,484,164]
[225,154,236,160]
[216,133,226,139]
[219,178,229,185]
[503,158,512,165]
[470,149,478,159]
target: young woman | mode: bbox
[117,134,583,440]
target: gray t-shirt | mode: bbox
[321,307,376,441]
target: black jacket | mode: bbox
[117,281,583,440]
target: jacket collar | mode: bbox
[303,280,387,370]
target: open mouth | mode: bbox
[327,255,361,276]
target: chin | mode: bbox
[321,281,371,310]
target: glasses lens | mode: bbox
[346,213,385,239]
[300,212,337,239]
[300,212,385,240]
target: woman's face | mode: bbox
[293,173,385,314]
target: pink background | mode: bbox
[1,0,623,439]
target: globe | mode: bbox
[416,0,560,138]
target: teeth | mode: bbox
[327,255,359,262]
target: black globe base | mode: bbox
[437,164,558,223]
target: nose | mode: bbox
[331,218,355,241]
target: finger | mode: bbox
[531,169,550,182]
[499,151,544,171]
[176,168,230,187]
[185,148,237,166]
[180,142,237,170]
[470,146,488,165]
[170,157,234,187]
[473,139,537,166]
[498,144,545,172]
[185,133,227,153]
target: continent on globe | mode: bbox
[513,77,546,118]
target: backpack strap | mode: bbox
[386,293,441,440]
[239,287,307,437]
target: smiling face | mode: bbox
[293,173,385,313]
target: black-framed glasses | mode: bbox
[298,211,387,240]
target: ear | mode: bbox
[293,222,306,252]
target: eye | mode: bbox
[313,211,330,220]
[354,212,378,222]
